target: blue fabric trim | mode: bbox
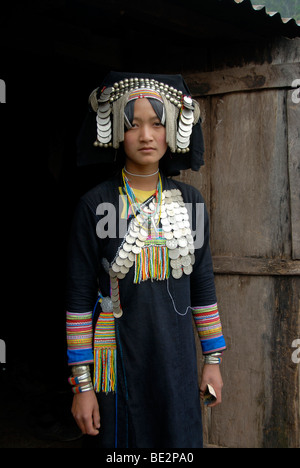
[67,349,94,365]
[201,335,226,354]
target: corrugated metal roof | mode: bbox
[168,0,300,39]
[233,0,300,30]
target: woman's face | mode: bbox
[123,98,168,172]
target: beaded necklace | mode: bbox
[122,168,163,234]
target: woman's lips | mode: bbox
[139,147,155,152]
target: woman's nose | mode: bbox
[139,125,153,141]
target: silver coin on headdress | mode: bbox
[97,128,111,139]
[99,86,114,102]
[180,113,193,126]
[182,108,194,119]
[97,134,111,144]
[177,139,190,149]
[98,101,110,112]
[178,125,192,138]
[97,107,111,119]
[96,115,111,127]
[177,133,190,145]
[183,96,194,110]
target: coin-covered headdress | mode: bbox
[77,71,205,176]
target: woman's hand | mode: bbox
[71,390,101,435]
[200,364,224,408]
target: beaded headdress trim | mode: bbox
[127,87,164,103]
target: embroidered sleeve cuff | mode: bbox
[66,311,94,365]
[192,303,226,354]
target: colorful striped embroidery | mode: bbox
[192,303,226,354]
[93,311,117,393]
[66,311,94,365]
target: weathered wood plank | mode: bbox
[263,276,300,448]
[209,90,291,259]
[186,63,300,96]
[205,275,275,448]
[203,275,300,448]
[287,88,300,260]
[213,256,300,276]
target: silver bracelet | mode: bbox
[68,372,92,386]
[69,365,92,391]
[71,382,94,394]
[71,365,91,376]
[204,352,223,365]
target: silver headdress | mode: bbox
[88,76,201,155]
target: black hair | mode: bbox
[124,98,165,129]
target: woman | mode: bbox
[66,72,226,448]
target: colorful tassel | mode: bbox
[94,347,117,393]
[93,311,117,393]
[134,239,170,283]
